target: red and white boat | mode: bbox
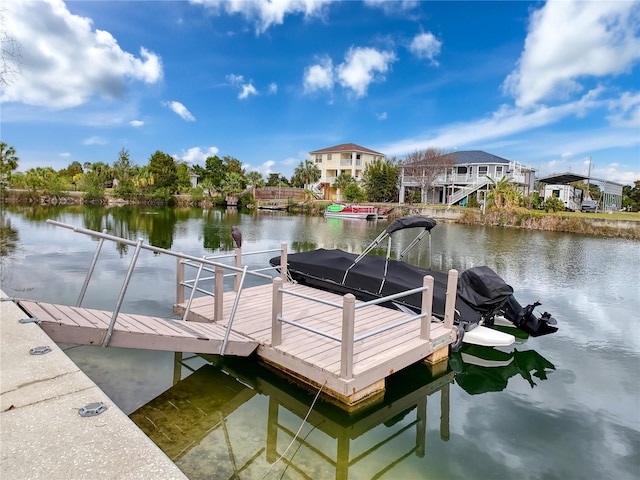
[324,203,378,219]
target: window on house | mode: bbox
[496,166,503,176]
[478,166,488,176]
[315,154,322,163]
[327,154,332,161]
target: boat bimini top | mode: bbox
[342,215,437,286]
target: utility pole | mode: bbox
[586,157,591,198]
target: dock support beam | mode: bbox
[340,294,356,380]
[420,275,434,340]
[443,269,458,330]
[426,269,458,366]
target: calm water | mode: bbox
[1,205,639,480]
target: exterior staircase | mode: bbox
[447,178,490,206]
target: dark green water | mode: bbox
[1,205,638,480]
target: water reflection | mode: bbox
[449,345,555,395]
[130,356,456,479]
[3,205,638,480]
[0,212,19,259]
[129,345,555,480]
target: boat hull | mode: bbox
[325,204,377,220]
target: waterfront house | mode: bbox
[310,143,385,200]
[399,150,536,206]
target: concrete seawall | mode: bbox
[0,290,188,480]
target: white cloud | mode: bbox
[129,120,144,127]
[409,32,442,64]
[226,73,245,86]
[503,0,640,107]
[379,87,640,184]
[337,47,396,97]
[59,152,71,157]
[363,0,419,14]
[268,83,278,94]
[165,101,195,121]
[226,73,258,99]
[0,0,163,109]
[83,136,107,146]
[377,112,388,120]
[606,92,640,128]
[239,83,258,99]
[303,57,334,93]
[190,0,333,34]
[175,146,220,164]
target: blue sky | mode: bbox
[2,0,639,185]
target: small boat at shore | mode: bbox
[270,215,558,350]
[325,203,377,219]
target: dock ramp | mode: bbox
[17,300,259,357]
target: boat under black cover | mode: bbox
[269,216,557,338]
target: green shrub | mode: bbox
[543,197,565,212]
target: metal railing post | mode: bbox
[219,265,248,355]
[234,247,242,291]
[102,238,144,347]
[76,229,107,307]
[272,277,283,346]
[176,255,185,304]
[420,275,434,340]
[182,257,205,321]
[214,265,224,322]
[280,242,287,282]
[340,294,355,379]
[444,269,458,330]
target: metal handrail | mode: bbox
[276,283,431,344]
[47,220,281,348]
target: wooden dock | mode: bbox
[15,280,454,408]
[14,221,457,409]
[173,281,455,407]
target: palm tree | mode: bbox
[486,175,521,209]
[0,142,19,188]
[292,160,320,190]
[332,173,355,202]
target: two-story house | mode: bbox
[399,150,536,206]
[310,143,385,200]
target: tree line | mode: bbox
[0,142,403,205]
[1,142,639,211]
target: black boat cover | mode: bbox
[270,248,498,327]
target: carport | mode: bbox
[538,172,623,212]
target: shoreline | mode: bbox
[2,193,639,240]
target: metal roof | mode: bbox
[538,172,624,187]
[538,172,589,184]
[453,150,511,164]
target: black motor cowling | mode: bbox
[503,296,558,337]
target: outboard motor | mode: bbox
[503,296,558,337]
